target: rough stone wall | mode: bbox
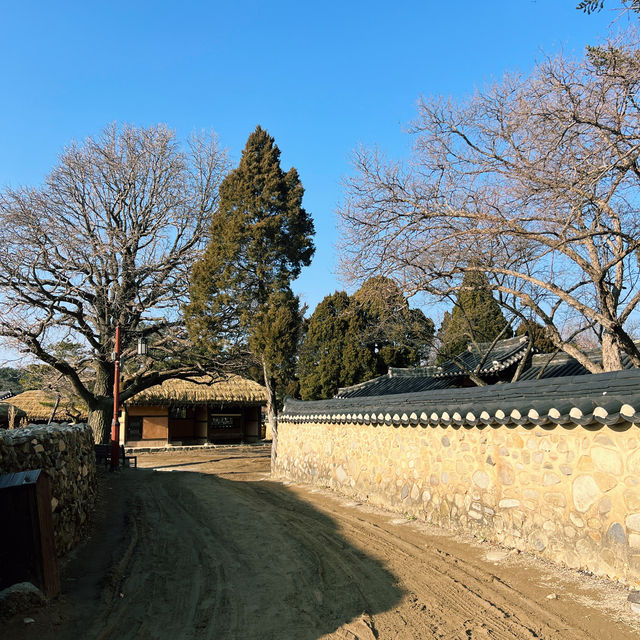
[275,420,640,585]
[0,423,97,555]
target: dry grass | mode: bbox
[5,389,88,422]
[127,374,268,406]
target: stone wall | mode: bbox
[275,419,640,585]
[0,423,97,555]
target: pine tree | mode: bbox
[249,287,303,437]
[297,280,434,400]
[438,271,512,361]
[298,292,374,400]
[515,321,556,354]
[352,276,434,370]
[186,126,314,460]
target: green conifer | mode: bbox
[438,271,512,360]
[186,126,314,456]
[298,279,434,400]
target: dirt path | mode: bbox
[3,446,640,639]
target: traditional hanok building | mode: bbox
[4,390,88,424]
[122,375,267,447]
[336,336,533,398]
[518,344,639,381]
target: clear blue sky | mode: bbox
[0,1,624,323]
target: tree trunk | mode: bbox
[602,332,623,371]
[262,360,278,471]
[89,361,114,443]
[88,403,113,444]
[47,394,61,425]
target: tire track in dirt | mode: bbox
[248,484,550,639]
[97,477,238,640]
[8,448,637,640]
[285,488,640,640]
[88,469,402,640]
[172,473,399,639]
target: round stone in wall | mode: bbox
[473,470,490,489]
[591,447,623,475]
[606,522,626,545]
[625,513,640,533]
[573,475,599,513]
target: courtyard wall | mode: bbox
[0,423,97,555]
[276,371,640,585]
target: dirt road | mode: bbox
[3,446,640,639]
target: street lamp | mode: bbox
[110,325,122,471]
[137,336,148,356]
[110,330,150,470]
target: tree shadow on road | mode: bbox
[2,465,404,640]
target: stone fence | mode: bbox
[0,423,96,555]
[276,369,640,585]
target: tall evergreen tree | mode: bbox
[515,320,556,354]
[186,126,314,461]
[249,287,303,437]
[298,292,373,400]
[352,276,434,369]
[298,280,434,400]
[438,271,512,361]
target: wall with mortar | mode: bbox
[0,423,97,555]
[275,419,640,585]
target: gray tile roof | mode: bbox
[283,368,640,429]
[336,372,455,398]
[519,348,637,381]
[335,336,530,398]
[434,335,530,378]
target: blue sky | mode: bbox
[0,1,624,329]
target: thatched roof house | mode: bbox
[123,375,267,447]
[128,375,268,406]
[4,390,88,424]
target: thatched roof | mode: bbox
[127,375,268,406]
[5,390,89,422]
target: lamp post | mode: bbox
[110,329,148,471]
[110,324,122,471]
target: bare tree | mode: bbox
[339,33,640,373]
[0,124,233,442]
[577,1,640,15]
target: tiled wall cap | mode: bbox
[620,404,636,420]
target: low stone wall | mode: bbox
[0,423,97,555]
[275,419,640,585]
